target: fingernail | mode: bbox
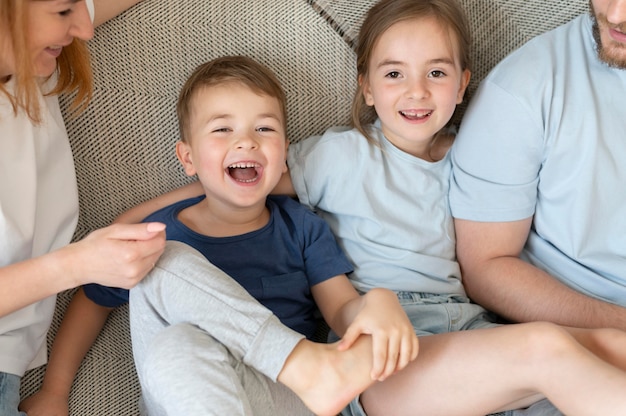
[146,222,166,232]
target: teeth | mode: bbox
[228,162,258,169]
[401,110,432,118]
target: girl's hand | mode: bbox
[19,389,69,416]
[338,288,419,381]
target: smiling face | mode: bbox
[1,0,93,79]
[591,0,626,68]
[360,16,470,159]
[176,82,288,213]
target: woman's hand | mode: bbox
[61,222,166,289]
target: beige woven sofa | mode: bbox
[20,0,588,414]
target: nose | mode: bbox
[605,0,626,25]
[406,78,429,100]
[235,133,259,150]
[69,2,95,41]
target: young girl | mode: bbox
[277,0,626,415]
[0,1,164,415]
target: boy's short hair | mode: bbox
[176,56,287,142]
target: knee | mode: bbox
[141,324,204,381]
[142,323,228,378]
[519,322,581,361]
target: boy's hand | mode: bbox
[338,288,419,381]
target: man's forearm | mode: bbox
[463,256,626,331]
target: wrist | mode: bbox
[46,244,84,289]
[39,378,72,400]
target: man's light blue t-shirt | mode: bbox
[450,15,626,305]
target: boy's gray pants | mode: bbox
[129,240,314,416]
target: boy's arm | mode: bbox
[311,277,418,381]
[115,181,204,224]
[19,288,113,416]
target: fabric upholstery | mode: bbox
[20,0,588,414]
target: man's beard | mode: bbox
[590,0,626,69]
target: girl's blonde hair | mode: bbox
[176,55,288,143]
[352,0,472,142]
[0,0,93,123]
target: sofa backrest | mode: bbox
[61,0,588,241]
[19,1,590,414]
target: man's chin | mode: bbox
[597,44,626,69]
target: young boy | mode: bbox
[22,56,417,416]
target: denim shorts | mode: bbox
[342,292,500,416]
[0,372,27,416]
[341,292,560,416]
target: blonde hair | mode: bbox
[177,56,287,143]
[352,0,471,142]
[0,0,93,123]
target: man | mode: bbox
[450,0,626,330]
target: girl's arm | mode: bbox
[17,205,160,414]
[311,276,419,381]
[19,289,114,416]
[272,171,296,197]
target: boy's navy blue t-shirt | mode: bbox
[83,195,353,338]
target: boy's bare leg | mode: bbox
[278,336,375,416]
[360,322,626,416]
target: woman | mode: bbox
[0,1,165,414]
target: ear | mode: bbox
[456,69,471,104]
[283,140,289,174]
[359,74,375,106]
[176,140,197,177]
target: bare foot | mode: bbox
[278,335,374,416]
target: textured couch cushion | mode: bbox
[20,0,588,414]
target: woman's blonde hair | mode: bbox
[352,0,472,143]
[0,0,93,123]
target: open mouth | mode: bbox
[227,162,261,183]
[400,110,433,120]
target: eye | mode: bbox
[385,71,401,79]
[257,126,276,133]
[58,6,74,17]
[429,70,446,78]
[212,127,231,133]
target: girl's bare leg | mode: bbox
[565,326,626,370]
[361,322,626,416]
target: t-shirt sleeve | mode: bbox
[288,127,353,212]
[83,283,129,307]
[449,79,544,222]
[299,205,353,286]
[81,207,163,308]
